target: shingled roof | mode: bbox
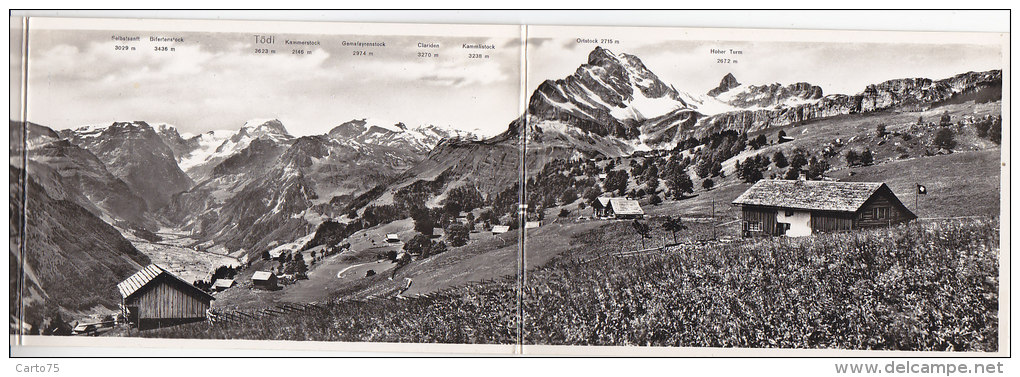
[252,271,275,281]
[608,198,644,215]
[732,180,887,212]
[117,264,214,301]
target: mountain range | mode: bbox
[10,46,1002,319]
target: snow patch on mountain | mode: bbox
[178,130,235,172]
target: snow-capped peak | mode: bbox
[240,118,291,138]
[327,118,477,153]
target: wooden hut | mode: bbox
[117,264,215,330]
[211,279,235,292]
[732,179,916,237]
[591,197,644,219]
[251,271,278,290]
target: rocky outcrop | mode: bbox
[707,73,740,97]
[527,47,690,140]
[694,70,1002,137]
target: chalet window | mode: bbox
[785,210,795,216]
[748,222,762,232]
[874,207,890,220]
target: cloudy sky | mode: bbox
[26,28,522,137]
[526,32,1003,99]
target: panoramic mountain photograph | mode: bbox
[10,18,1007,355]
[11,19,526,345]
[520,27,1004,352]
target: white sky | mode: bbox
[24,29,522,137]
[21,25,1003,138]
[526,35,1003,100]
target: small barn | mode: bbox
[732,179,916,237]
[591,197,645,219]
[251,271,278,290]
[268,248,287,261]
[431,227,445,238]
[385,233,401,243]
[525,221,541,229]
[117,264,215,330]
[491,225,510,234]
[211,279,235,292]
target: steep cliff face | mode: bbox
[711,80,824,109]
[10,166,150,319]
[692,70,1002,138]
[14,122,153,230]
[527,47,691,140]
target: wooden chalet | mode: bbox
[732,179,916,237]
[251,271,278,290]
[117,264,215,330]
[211,278,235,292]
[591,197,645,219]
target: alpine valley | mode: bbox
[11,46,1002,341]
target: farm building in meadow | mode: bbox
[591,197,645,219]
[385,233,401,243]
[251,271,278,290]
[117,264,215,330]
[732,179,916,237]
[211,279,235,292]
[491,225,510,234]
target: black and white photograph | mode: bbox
[520,25,1006,354]
[11,18,525,349]
[8,12,1010,359]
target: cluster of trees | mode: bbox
[748,134,769,150]
[973,115,1002,144]
[525,158,603,219]
[735,154,771,183]
[694,131,746,179]
[845,148,875,167]
[282,251,308,278]
[400,233,449,260]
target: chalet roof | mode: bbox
[608,198,644,215]
[491,225,510,234]
[252,271,275,281]
[594,197,612,208]
[212,279,235,288]
[117,264,214,301]
[525,221,541,229]
[732,179,886,212]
